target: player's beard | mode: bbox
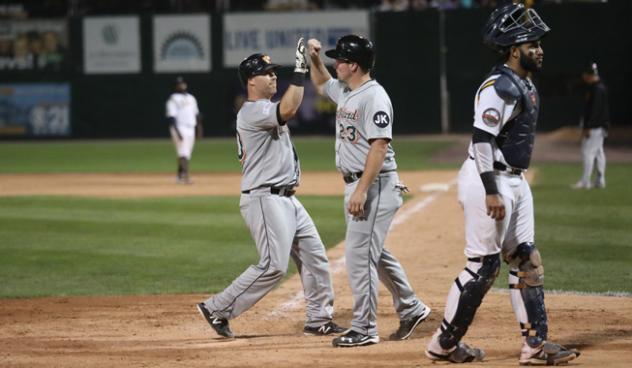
[519,49,541,72]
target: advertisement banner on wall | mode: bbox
[0,20,68,72]
[223,10,369,67]
[83,16,141,74]
[0,84,71,137]
[153,14,211,73]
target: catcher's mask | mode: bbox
[482,3,551,53]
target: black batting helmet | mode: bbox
[238,53,280,86]
[482,3,551,53]
[325,34,375,71]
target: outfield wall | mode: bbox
[1,1,630,138]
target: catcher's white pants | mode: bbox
[431,158,539,349]
[170,125,195,160]
[579,127,606,188]
[457,158,534,259]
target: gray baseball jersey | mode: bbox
[202,98,336,328]
[324,79,397,175]
[324,78,428,336]
[236,99,300,192]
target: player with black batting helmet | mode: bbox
[309,34,431,348]
[196,39,346,340]
[425,3,580,365]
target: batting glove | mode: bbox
[294,37,308,74]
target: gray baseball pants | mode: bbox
[203,188,335,327]
[344,171,426,336]
[580,127,606,187]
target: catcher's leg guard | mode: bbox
[438,254,501,350]
[507,242,548,347]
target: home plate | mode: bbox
[420,183,451,192]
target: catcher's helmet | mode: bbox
[482,3,551,53]
[325,34,375,71]
[238,53,280,86]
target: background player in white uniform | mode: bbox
[166,76,202,184]
[196,39,345,339]
[308,35,430,348]
[425,4,580,365]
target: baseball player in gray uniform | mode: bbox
[424,4,579,365]
[196,38,345,339]
[308,35,430,348]
[572,61,610,190]
[166,76,202,184]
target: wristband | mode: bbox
[290,72,305,86]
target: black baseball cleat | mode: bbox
[332,330,379,347]
[389,306,431,340]
[303,321,348,336]
[196,303,234,338]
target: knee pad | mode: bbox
[439,254,501,350]
[508,243,548,346]
[507,242,544,287]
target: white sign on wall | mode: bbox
[83,16,140,74]
[153,14,211,72]
[224,10,369,67]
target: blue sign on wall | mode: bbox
[0,83,71,136]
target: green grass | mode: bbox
[494,163,632,293]
[1,139,630,297]
[0,195,345,298]
[0,137,456,173]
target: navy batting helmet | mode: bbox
[325,35,375,71]
[482,3,551,53]
[238,53,280,86]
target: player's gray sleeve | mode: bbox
[472,128,495,173]
[323,78,343,103]
[363,91,393,141]
[472,127,498,195]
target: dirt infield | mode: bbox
[1,170,632,367]
[0,171,453,198]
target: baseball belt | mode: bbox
[343,169,396,184]
[468,156,525,176]
[241,186,295,197]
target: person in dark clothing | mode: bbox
[572,61,610,189]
